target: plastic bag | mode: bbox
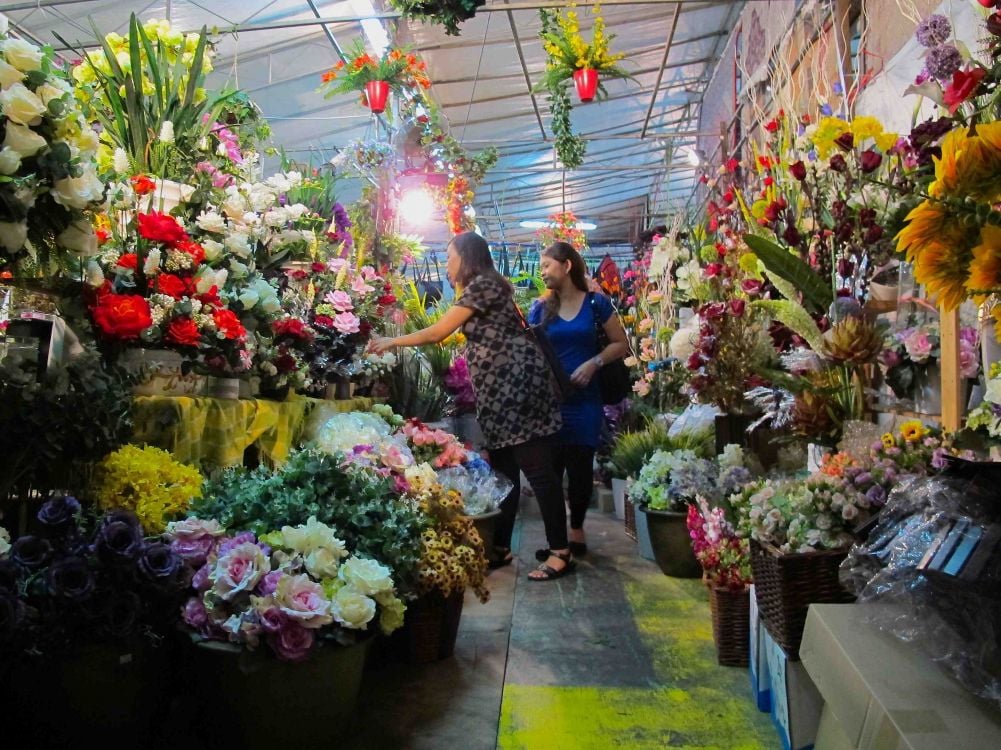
[667,403,720,438]
[436,452,514,516]
[310,411,393,456]
[840,459,1001,706]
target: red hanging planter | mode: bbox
[572,68,598,103]
[364,80,390,114]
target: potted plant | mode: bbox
[168,516,406,749]
[0,499,188,745]
[319,40,432,116]
[687,499,753,666]
[385,0,487,36]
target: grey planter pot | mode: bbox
[634,498,655,560]
[639,505,701,578]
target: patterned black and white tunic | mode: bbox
[455,274,562,449]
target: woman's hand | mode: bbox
[368,336,397,354]
[570,359,599,387]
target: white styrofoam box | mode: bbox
[763,622,823,750]
[749,584,771,712]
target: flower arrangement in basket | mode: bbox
[172,516,407,662]
[0,497,188,660]
[535,210,587,251]
[0,30,105,275]
[319,41,431,115]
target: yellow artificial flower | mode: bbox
[881,432,896,449]
[874,131,899,152]
[930,124,1001,203]
[896,201,977,311]
[811,116,850,159]
[899,420,928,443]
[850,115,883,141]
[967,224,1001,302]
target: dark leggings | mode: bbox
[489,436,568,551]
[552,443,595,530]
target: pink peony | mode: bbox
[274,574,334,628]
[324,289,354,312]
[332,311,361,334]
[210,541,268,601]
[267,621,315,662]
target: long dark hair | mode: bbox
[541,242,589,323]
[450,231,512,292]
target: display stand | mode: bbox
[939,306,962,431]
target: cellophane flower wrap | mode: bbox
[172,516,406,662]
[1,498,187,659]
[0,31,105,274]
[400,418,468,469]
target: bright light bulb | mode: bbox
[399,188,435,224]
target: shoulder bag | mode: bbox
[590,293,633,405]
[512,300,575,402]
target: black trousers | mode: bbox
[488,436,568,552]
[552,443,595,530]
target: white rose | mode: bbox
[143,247,162,275]
[201,238,225,261]
[221,192,247,218]
[237,287,260,310]
[0,83,46,126]
[378,596,406,635]
[329,587,376,630]
[84,259,105,287]
[73,127,100,155]
[0,220,27,252]
[0,146,20,175]
[1,39,44,72]
[3,122,46,157]
[338,556,393,596]
[113,147,130,174]
[263,207,288,227]
[247,187,276,212]
[195,210,227,233]
[256,282,280,314]
[196,267,227,293]
[304,547,342,579]
[224,233,251,258]
[227,260,249,280]
[35,83,67,108]
[57,219,99,256]
[51,166,105,209]
[0,58,24,89]
[285,203,308,220]
[158,120,174,143]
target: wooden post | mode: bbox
[939,306,962,431]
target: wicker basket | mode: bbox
[395,590,465,664]
[708,586,751,667]
[624,494,637,541]
[750,539,854,659]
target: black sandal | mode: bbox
[527,551,576,582]
[535,541,586,561]
[488,548,514,569]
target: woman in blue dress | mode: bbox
[529,242,629,556]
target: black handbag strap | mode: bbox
[589,292,633,358]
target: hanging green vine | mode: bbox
[547,81,586,170]
[387,0,486,36]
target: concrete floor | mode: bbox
[344,495,779,750]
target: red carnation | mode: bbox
[137,212,187,244]
[166,317,202,347]
[313,314,334,328]
[213,308,245,340]
[90,294,152,340]
[704,263,723,278]
[175,240,205,266]
[311,262,326,273]
[156,273,188,299]
[378,294,396,305]
[116,253,138,270]
[273,318,311,341]
[130,175,156,196]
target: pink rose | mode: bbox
[332,312,361,334]
[183,597,208,629]
[960,340,980,379]
[324,289,354,312]
[165,517,225,565]
[360,265,379,281]
[901,329,933,363]
[267,621,315,662]
[257,605,286,634]
[210,541,269,600]
[274,573,333,628]
[326,258,348,273]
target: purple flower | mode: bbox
[36,495,81,529]
[96,519,143,563]
[931,447,949,470]
[192,563,211,592]
[916,15,951,47]
[46,556,95,601]
[926,44,962,81]
[138,542,182,581]
[267,621,315,661]
[914,68,931,85]
[865,485,887,506]
[820,103,833,116]
[259,606,286,634]
[182,597,209,630]
[216,532,258,557]
[11,536,52,569]
[832,81,844,95]
[257,570,283,597]
[854,472,874,488]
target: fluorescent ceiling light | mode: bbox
[350,0,389,58]
[519,220,597,231]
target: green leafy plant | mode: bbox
[191,449,426,594]
[609,421,713,479]
[386,0,486,36]
[744,234,834,315]
[386,349,450,423]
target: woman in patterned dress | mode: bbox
[370,232,576,581]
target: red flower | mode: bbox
[116,253,138,270]
[788,160,807,181]
[729,299,746,317]
[166,317,202,347]
[174,240,205,266]
[313,314,334,328]
[764,119,780,133]
[213,309,245,340]
[721,189,734,204]
[378,294,396,305]
[834,131,854,151]
[358,320,373,339]
[273,318,312,341]
[699,174,709,184]
[130,175,156,196]
[741,279,763,296]
[90,294,152,340]
[137,212,187,245]
[725,158,740,173]
[859,149,882,173]
[763,199,787,223]
[943,67,987,114]
[156,273,188,299]
[310,262,326,273]
[701,302,727,320]
[829,154,848,172]
[95,227,111,245]
[763,176,774,187]
[704,262,723,278]
[274,351,298,373]
[196,286,221,306]
[756,155,773,170]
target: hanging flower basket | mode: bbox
[572,68,599,102]
[364,80,390,114]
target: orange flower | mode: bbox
[335,60,345,70]
[321,70,336,83]
[389,49,403,61]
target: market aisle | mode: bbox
[497,500,778,750]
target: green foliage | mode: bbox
[386,0,486,36]
[752,299,824,352]
[609,421,714,479]
[386,349,450,422]
[193,449,425,594]
[547,82,585,170]
[0,346,133,506]
[743,234,834,315]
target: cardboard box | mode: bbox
[800,604,1001,750]
[749,584,771,712]
[763,621,823,750]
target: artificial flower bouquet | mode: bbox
[443,355,476,415]
[880,316,979,400]
[319,40,431,98]
[0,30,105,274]
[536,3,631,95]
[400,418,468,469]
[254,315,315,397]
[630,444,752,512]
[91,444,204,534]
[171,516,406,662]
[0,497,188,660]
[85,209,252,374]
[869,419,975,475]
[686,498,751,592]
[535,210,587,251]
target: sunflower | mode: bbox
[881,432,897,449]
[912,239,975,310]
[930,124,1001,203]
[966,224,1001,302]
[899,420,928,443]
